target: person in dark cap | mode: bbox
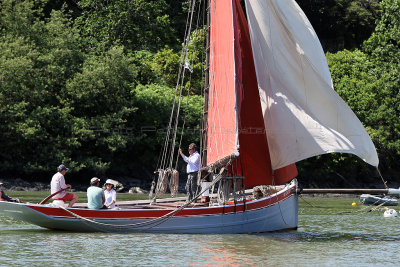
[50,164,78,208]
[0,182,21,203]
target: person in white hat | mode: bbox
[87,177,106,209]
[104,179,117,209]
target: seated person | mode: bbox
[0,182,21,203]
[50,164,78,208]
[87,177,106,209]
[104,179,117,209]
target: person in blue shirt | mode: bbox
[87,177,106,209]
[179,143,201,202]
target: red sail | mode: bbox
[207,0,238,165]
[208,0,297,187]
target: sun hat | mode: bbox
[104,179,115,187]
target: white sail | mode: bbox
[245,0,379,169]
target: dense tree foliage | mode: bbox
[0,0,399,187]
[297,0,381,51]
[76,0,177,52]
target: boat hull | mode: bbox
[359,194,398,206]
[0,182,298,233]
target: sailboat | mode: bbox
[0,0,386,233]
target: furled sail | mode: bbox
[244,0,379,169]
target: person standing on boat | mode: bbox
[50,164,78,208]
[104,179,116,209]
[0,182,21,203]
[179,143,201,202]
[87,177,106,209]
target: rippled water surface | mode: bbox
[1,197,400,266]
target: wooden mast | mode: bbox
[201,0,211,168]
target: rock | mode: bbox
[129,187,148,194]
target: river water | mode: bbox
[1,198,399,266]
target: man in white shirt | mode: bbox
[50,164,78,208]
[179,143,201,202]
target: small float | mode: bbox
[383,208,398,217]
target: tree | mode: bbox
[76,0,177,52]
[130,83,202,169]
[296,0,381,51]
[63,46,138,174]
[361,0,400,171]
[0,1,84,175]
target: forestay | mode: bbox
[245,0,379,169]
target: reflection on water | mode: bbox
[1,205,400,266]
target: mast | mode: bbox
[201,0,210,168]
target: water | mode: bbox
[1,198,399,266]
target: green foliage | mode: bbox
[76,0,176,52]
[326,50,400,172]
[361,0,400,170]
[297,0,381,51]
[131,84,202,167]
[131,50,158,85]
[0,0,202,180]
[321,0,400,176]
[0,2,84,174]
[63,46,139,173]
[151,46,181,86]
[150,28,206,94]
[1,0,399,187]
[363,0,400,66]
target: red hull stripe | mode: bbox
[28,188,294,220]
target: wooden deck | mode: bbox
[71,196,210,210]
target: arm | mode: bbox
[0,191,3,201]
[59,176,68,190]
[110,190,116,205]
[106,191,116,208]
[179,148,188,162]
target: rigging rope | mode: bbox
[376,167,388,189]
[157,0,197,173]
[152,0,208,203]
[57,165,229,231]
